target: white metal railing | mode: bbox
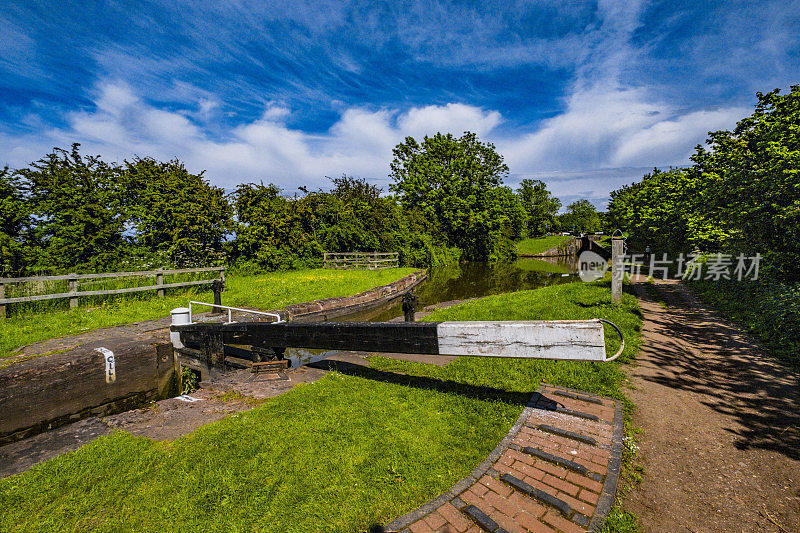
[189,301,282,324]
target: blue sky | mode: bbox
[1,0,799,207]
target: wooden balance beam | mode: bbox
[171,319,624,369]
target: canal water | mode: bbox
[347,256,579,322]
[285,256,578,367]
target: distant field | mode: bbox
[515,235,571,255]
[0,268,416,359]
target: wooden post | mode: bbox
[68,274,78,309]
[156,269,164,298]
[0,282,5,319]
[200,329,225,369]
[611,237,624,304]
[402,291,417,322]
[211,280,224,315]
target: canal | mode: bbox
[285,257,579,367]
[348,256,578,322]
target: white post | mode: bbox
[612,237,624,304]
[170,307,191,349]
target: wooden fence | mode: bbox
[0,266,225,319]
[323,252,399,270]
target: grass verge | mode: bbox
[0,268,416,359]
[0,279,641,532]
[515,235,571,256]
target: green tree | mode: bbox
[122,158,231,267]
[517,179,561,236]
[608,85,800,280]
[689,85,800,279]
[0,167,31,274]
[18,144,125,273]
[607,167,700,253]
[389,132,515,261]
[229,182,321,271]
[560,199,601,233]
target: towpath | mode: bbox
[624,279,800,532]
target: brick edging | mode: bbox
[383,386,543,532]
[589,400,624,532]
[383,383,624,532]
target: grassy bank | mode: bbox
[0,279,641,532]
[515,257,571,274]
[0,268,416,359]
[516,235,571,255]
[688,278,800,367]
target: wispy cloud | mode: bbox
[1,0,798,204]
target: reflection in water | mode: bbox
[285,258,578,367]
[350,258,578,322]
[286,258,579,367]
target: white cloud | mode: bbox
[1,81,507,188]
[1,77,747,202]
[499,82,744,173]
[397,103,502,139]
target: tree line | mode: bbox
[606,85,800,282]
[0,132,603,276]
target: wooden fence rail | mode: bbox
[323,252,399,270]
[0,266,225,319]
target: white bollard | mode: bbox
[170,307,191,349]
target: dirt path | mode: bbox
[624,279,800,532]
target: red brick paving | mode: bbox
[388,384,620,533]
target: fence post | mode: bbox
[211,279,224,315]
[611,237,623,303]
[220,267,226,284]
[0,281,5,319]
[68,274,78,309]
[156,269,164,298]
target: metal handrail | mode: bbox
[189,301,282,324]
[598,318,625,361]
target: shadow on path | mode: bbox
[640,282,799,459]
[624,279,800,533]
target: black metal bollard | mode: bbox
[402,291,418,322]
[211,279,225,314]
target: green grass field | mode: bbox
[515,235,571,255]
[0,279,641,532]
[0,268,416,359]
[514,257,571,274]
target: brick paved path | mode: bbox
[385,383,622,533]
